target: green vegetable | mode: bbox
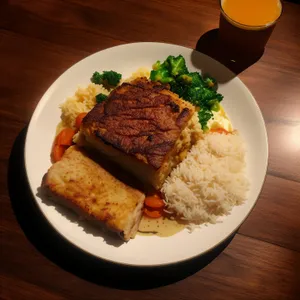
[169,81,187,98]
[203,75,217,89]
[177,74,192,85]
[152,60,169,71]
[150,55,188,83]
[166,55,188,76]
[96,93,108,103]
[150,69,174,83]
[178,72,204,87]
[91,70,122,88]
[208,100,221,112]
[183,86,222,105]
[150,55,223,130]
[91,71,102,84]
[198,108,213,132]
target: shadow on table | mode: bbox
[194,29,263,79]
[8,126,236,290]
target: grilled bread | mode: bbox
[42,146,145,241]
[80,77,200,189]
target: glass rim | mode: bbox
[219,0,283,29]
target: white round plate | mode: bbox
[25,42,268,266]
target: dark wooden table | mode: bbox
[1,1,300,299]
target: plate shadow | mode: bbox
[8,126,236,290]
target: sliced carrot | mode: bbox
[145,196,165,209]
[143,208,162,219]
[51,145,67,163]
[210,128,229,134]
[55,128,76,146]
[75,112,88,130]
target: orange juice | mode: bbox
[222,0,282,26]
[219,0,282,55]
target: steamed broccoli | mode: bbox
[182,86,202,105]
[181,83,223,128]
[91,71,102,84]
[183,86,222,105]
[199,88,223,103]
[198,108,213,132]
[96,93,108,103]
[208,99,221,112]
[91,70,122,88]
[177,74,192,84]
[203,75,217,89]
[169,81,187,98]
[166,55,188,76]
[152,60,169,71]
[178,72,204,87]
[150,55,223,130]
[150,69,174,83]
[150,55,188,82]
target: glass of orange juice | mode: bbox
[219,0,282,55]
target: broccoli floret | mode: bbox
[91,71,102,84]
[150,69,174,83]
[177,74,192,85]
[96,93,108,103]
[211,102,220,111]
[102,71,122,86]
[182,86,223,108]
[193,73,205,86]
[203,75,217,89]
[208,99,221,111]
[189,86,223,103]
[169,81,187,97]
[216,93,224,102]
[177,72,205,87]
[199,88,218,102]
[151,55,188,85]
[91,70,122,88]
[152,60,161,70]
[150,55,224,130]
[152,60,169,71]
[166,55,188,76]
[189,72,205,87]
[198,108,213,131]
[182,86,202,105]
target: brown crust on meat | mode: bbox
[82,78,194,169]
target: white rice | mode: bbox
[161,132,249,227]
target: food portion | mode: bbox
[59,83,109,130]
[80,77,200,190]
[43,146,145,241]
[43,54,249,241]
[162,132,249,226]
[51,127,76,163]
[150,55,224,131]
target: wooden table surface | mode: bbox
[1,0,300,299]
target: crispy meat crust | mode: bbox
[82,78,194,169]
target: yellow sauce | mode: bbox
[138,216,185,237]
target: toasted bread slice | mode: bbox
[80,78,200,189]
[42,146,145,241]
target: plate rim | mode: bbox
[24,42,269,267]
